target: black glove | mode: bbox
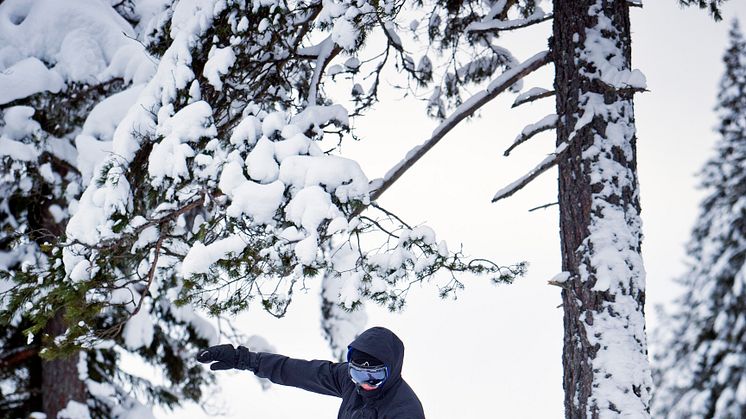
[196,344,255,371]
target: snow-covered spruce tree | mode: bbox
[1,0,523,417]
[652,20,746,419]
[0,1,231,417]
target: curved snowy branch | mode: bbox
[305,36,342,105]
[366,50,552,207]
[512,87,555,108]
[503,114,557,156]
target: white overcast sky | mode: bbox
[155,2,746,418]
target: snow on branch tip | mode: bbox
[512,87,555,108]
[503,114,558,157]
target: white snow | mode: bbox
[0,136,38,161]
[290,105,349,132]
[294,233,320,265]
[0,58,64,104]
[331,18,358,50]
[246,137,280,183]
[57,400,91,419]
[225,179,285,223]
[76,85,144,184]
[149,101,216,185]
[82,86,145,142]
[230,115,262,146]
[122,300,155,349]
[203,46,236,91]
[181,235,248,277]
[279,155,369,203]
[0,0,144,104]
[285,185,340,233]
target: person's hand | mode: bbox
[197,344,254,370]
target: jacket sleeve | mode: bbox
[250,351,349,397]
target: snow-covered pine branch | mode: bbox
[492,141,567,202]
[503,113,557,156]
[306,37,341,105]
[466,10,553,34]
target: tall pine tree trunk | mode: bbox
[30,175,87,417]
[552,0,653,416]
[41,310,86,418]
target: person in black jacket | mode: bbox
[197,326,425,419]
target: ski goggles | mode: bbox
[348,362,389,389]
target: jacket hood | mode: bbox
[348,326,404,393]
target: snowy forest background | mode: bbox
[1,0,746,418]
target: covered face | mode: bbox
[347,327,405,393]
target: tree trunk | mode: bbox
[41,310,86,418]
[552,0,653,417]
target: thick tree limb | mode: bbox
[504,114,558,156]
[492,142,569,203]
[0,345,39,368]
[366,50,552,208]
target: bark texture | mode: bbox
[552,0,652,417]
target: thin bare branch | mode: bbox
[528,202,559,212]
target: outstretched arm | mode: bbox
[197,344,349,397]
[252,351,348,397]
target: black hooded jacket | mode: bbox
[248,327,425,419]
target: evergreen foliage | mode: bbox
[679,0,728,20]
[653,20,746,419]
